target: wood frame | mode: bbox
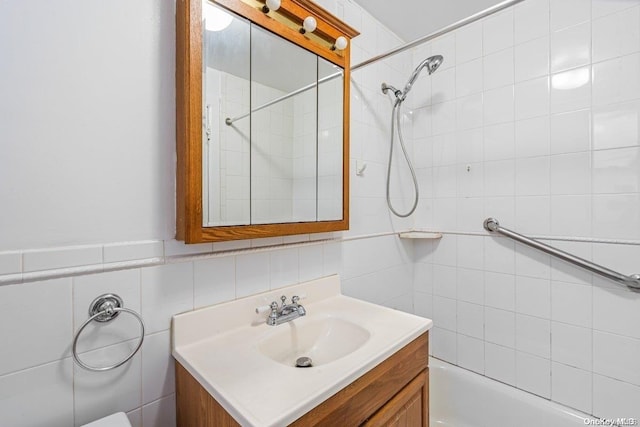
[176,0,359,243]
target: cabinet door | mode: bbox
[362,370,428,427]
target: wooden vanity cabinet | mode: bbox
[175,332,429,426]
[361,371,428,427]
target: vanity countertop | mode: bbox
[171,275,432,427]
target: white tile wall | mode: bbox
[141,331,174,404]
[550,0,591,31]
[457,301,484,338]
[515,314,550,357]
[74,341,142,426]
[592,7,640,63]
[141,263,194,334]
[593,374,640,420]
[103,241,164,264]
[550,23,591,73]
[0,252,21,275]
[485,306,515,347]
[594,331,640,386]
[0,359,74,427]
[457,268,484,304]
[484,10,514,54]
[484,48,514,90]
[411,0,640,420]
[592,0,640,20]
[516,351,551,397]
[515,36,549,82]
[193,257,236,308]
[515,0,550,44]
[456,21,483,64]
[457,334,484,373]
[0,278,72,376]
[485,342,516,385]
[551,362,592,413]
[140,395,176,427]
[23,246,103,272]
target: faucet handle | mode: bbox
[291,294,307,304]
[280,295,287,306]
[255,304,272,315]
[255,301,280,315]
[269,301,279,318]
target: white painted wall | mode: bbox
[0,0,176,251]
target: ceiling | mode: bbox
[352,0,505,41]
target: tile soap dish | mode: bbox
[398,231,443,239]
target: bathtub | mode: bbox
[429,357,595,427]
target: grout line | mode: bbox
[588,3,596,413]
[69,276,76,427]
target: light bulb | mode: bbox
[204,4,233,32]
[334,36,348,51]
[302,16,317,33]
[264,0,280,12]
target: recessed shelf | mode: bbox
[398,231,443,240]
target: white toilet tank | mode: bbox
[81,412,132,427]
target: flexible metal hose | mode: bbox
[386,98,419,217]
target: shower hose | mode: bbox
[386,98,419,217]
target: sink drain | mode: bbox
[295,356,313,368]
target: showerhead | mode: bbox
[380,55,444,101]
[401,54,444,100]
[424,54,444,75]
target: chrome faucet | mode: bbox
[265,295,306,326]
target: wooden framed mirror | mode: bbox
[176,0,358,243]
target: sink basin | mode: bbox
[257,316,370,367]
[172,275,432,427]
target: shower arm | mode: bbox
[484,218,640,290]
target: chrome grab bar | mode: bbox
[483,218,640,290]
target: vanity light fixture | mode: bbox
[331,36,348,51]
[262,0,281,13]
[300,16,317,34]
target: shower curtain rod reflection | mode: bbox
[224,71,343,125]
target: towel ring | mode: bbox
[72,293,145,372]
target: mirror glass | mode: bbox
[317,58,343,221]
[202,3,250,226]
[250,24,318,224]
[201,0,344,227]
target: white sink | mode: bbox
[257,316,370,367]
[172,275,432,427]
